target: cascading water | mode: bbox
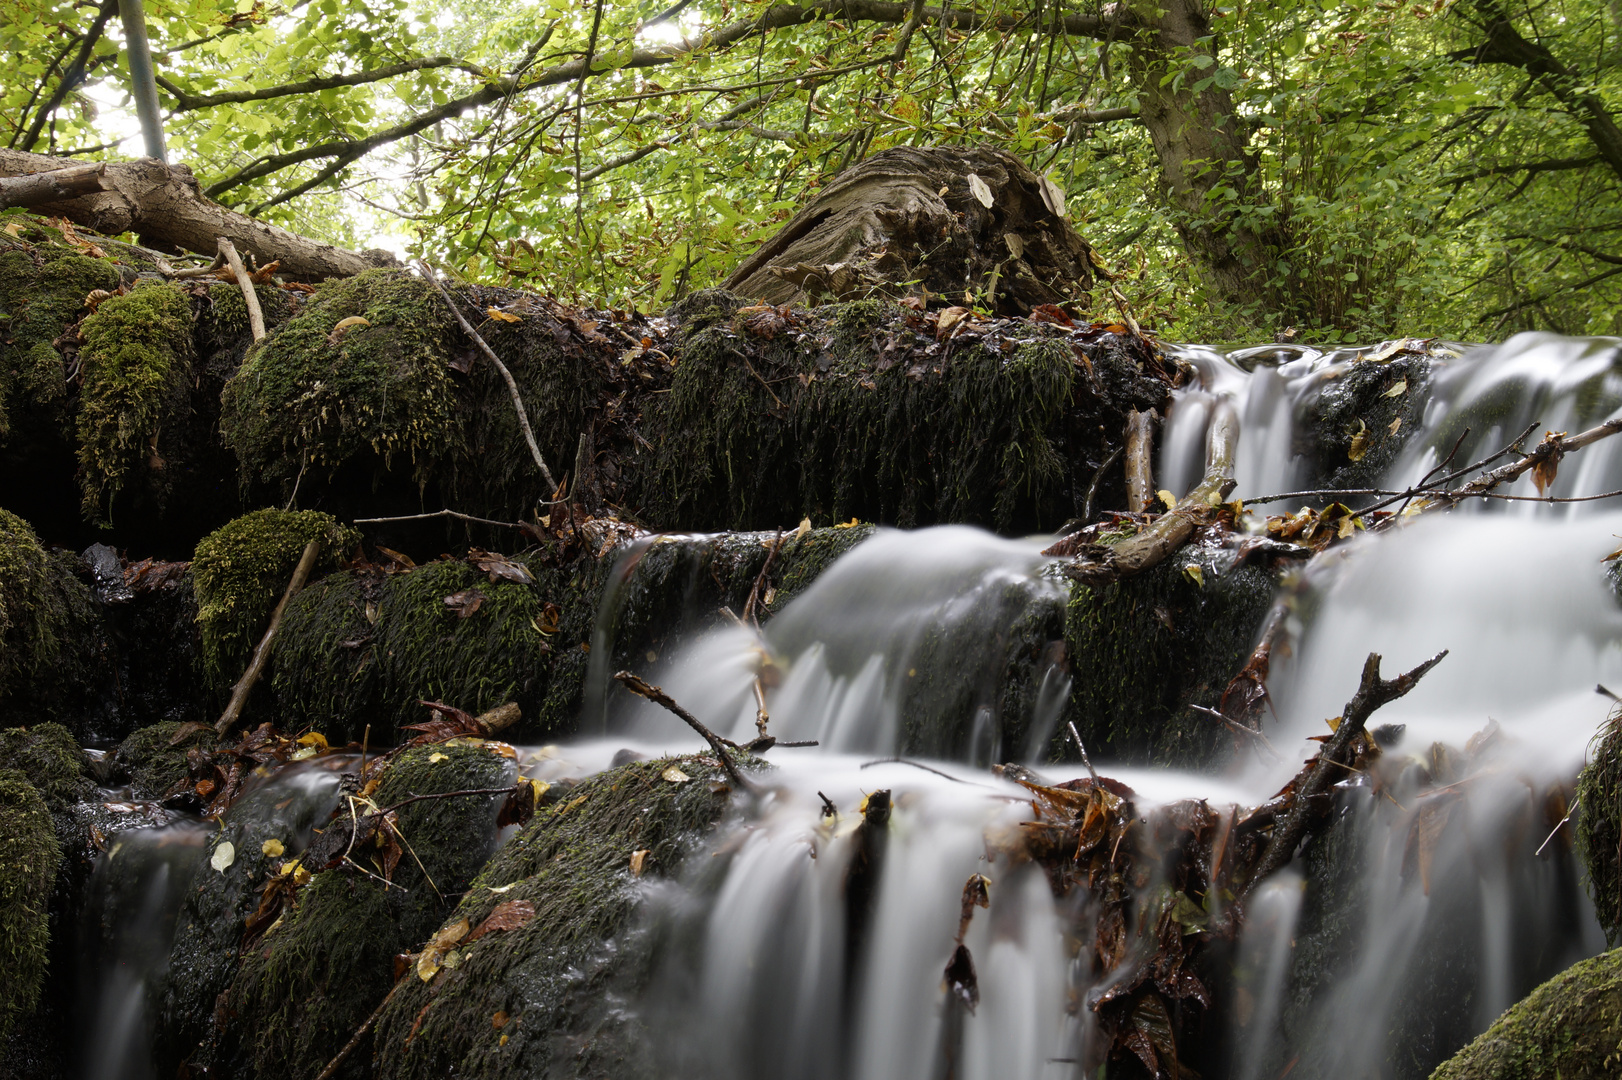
[73,331,1622,1080]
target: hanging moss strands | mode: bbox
[191,509,359,689]
[75,281,195,520]
[0,769,58,1042]
[1577,702,1622,944]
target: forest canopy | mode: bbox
[2,0,1620,341]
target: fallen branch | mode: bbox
[353,508,537,529]
[613,670,756,793]
[218,236,265,342]
[0,161,106,207]
[1242,649,1448,900]
[216,539,321,735]
[373,785,521,817]
[1426,416,1622,510]
[1065,400,1237,583]
[1124,407,1156,513]
[314,978,405,1080]
[417,261,559,498]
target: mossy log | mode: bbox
[372,754,745,1080]
[1429,948,1622,1080]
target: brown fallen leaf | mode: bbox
[468,548,532,584]
[444,590,486,618]
[467,899,535,943]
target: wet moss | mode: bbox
[74,281,194,521]
[1299,355,1432,499]
[0,510,113,734]
[1577,703,1622,944]
[210,742,514,1080]
[0,724,93,809]
[1061,551,1278,768]
[271,556,559,744]
[373,754,744,1080]
[1428,948,1622,1080]
[112,721,216,800]
[191,509,360,690]
[0,769,57,1042]
[641,294,1134,533]
[220,269,459,492]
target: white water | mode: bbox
[594,332,1622,1079]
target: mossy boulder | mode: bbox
[1578,704,1622,944]
[0,510,116,738]
[1429,948,1622,1080]
[0,769,58,1042]
[207,742,515,1080]
[1061,546,1278,768]
[112,721,216,800]
[1297,353,1431,499]
[75,281,195,521]
[637,292,1167,534]
[373,754,745,1080]
[192,508,360,689]
[0,723,94,809]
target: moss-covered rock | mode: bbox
[0,724,93,809]
[0,510,116,737]
[75,281,195,521]
[1578,704,1622,944]
[1061,547,1278,768]
[1429,948,1622,1080]
[112,721,216,800]
[373,754,744,1080]
[0,769,57,1042]
[1297,353,1431,499]
[192,509,360,689]
[637,293,1166,534]
[207,742,514,1080]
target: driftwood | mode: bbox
[1124,407,1157,512]
[1242,649,1448,900]
[724,145,1094,315]
[0,149,394,280]
[1065,400,1237,583]
[215,539,321,735]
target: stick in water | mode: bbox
[613,670,756,794]
[216,539,321,735]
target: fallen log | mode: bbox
[0,149,394,280]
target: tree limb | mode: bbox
[155,58,484,111]
[15,0,119,153]
[0,162,107,207]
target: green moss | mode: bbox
[112,721,216,800]
[192,509,361,689]
[1062,552,1278,768]
[1429,948,1622,1080]
[74,281,195,520]
[0,723,92,808]
[373,754,745,1080]
[1578,704,1622,944]
[0,239,121,442]
[220,269,458,491]
[0,768,57,1042]
[0,510,108,728]
[212,742,513,1080]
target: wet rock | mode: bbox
[0,769,56,1043]
[112,721,216,801]
[1296,353,1431,500]
[1577,704,1622,943]
[373,754,744,1080]
[1429,948,1622,1080]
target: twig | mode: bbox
[1067,720,1099,781]
[817,790,838,818]
[1124,407,1156,513]
[613,671,756,793]
[217,237,266,343]
[353,508,535,528]
[743,528,785,626]
[373,785,521,817]
[859,757,981,784]
[312,970,406,1080]
[1536,794,1580,856]
[216,539,321,735]
[1242,649,1448,901]
[1189,704,1283,763]
[416,260,558,496]
[1082,445,1124,523]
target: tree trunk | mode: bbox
[0,150,395,280]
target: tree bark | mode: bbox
[0,149,395,280]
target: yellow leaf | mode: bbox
[630,849,650,876]
[332,315,370,332]
[2,222,23,237]
[429,752,448,763]
[297,732,328,749]
[1347,420,1369,462]
[796,517,812,539]
[290,745,317,761]
[1183,563,1204,587]
[210,841,236,873]
[834,518,861,528]
[1157,490,1177,510]
[662,766,691,784]
[1382,379,1407,399]
[262,838,285,857]
[1326,715,1342,733]
[486,307,522,322]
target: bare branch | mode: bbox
[155,58,483,111]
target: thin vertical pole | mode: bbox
[119,0,166,161]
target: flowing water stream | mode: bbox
[79,331,1622,1079]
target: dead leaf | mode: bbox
[328,315,371,346]
[211,841,236,873]
[630,849,650,876]
[467,900,535,943]
[444,590,486,618]
[261,838,285,857]
[492,1011,509,1029]
[486,307,522,323]
[1388,417,1402,436]
[375,545,416,572]
[1158,489,1177,510]
[662,765,691,784]
[468,549,533,584]
[1383,379,1407,398]
[417,916,471,981]
[936,306,972,337]
[1038,173,1068,219]
[1347,419,1369,462]
[1183,563,1204,587]
[966,173,994,208]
